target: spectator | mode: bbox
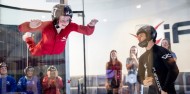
[42,65,63,94]
[105,50,122,94]
[17,66,41,94]
[0,62,17,93]
[126,46,141,94]
[161,38,177,61]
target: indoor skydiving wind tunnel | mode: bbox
[1,2,93,94]
[0,4,67,94]
[1,0,190,94]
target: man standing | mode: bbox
[136,25,179,94]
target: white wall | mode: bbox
[69,0,190,76]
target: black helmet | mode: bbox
[52,4,73,20]
[24,66,34,74]
[47,66,57,71]
[0,62,7,68]
[136,25,157,47]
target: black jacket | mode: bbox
[137,44,179,93]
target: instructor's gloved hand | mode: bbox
[161,90,168,94]
[143,77,153,86]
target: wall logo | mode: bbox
[164,21,190,43]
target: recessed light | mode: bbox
[103,19,107,22]
[136,4,141,9]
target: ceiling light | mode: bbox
[103,19,107,22]
[136,4,141,9]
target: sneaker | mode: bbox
[22,32,33,41]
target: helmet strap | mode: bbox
[138,39,149,47]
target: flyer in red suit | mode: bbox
[18,4,98,56]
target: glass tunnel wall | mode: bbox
[0,5,68,93]
[0,3,85,93]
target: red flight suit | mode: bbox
[18,21,95,56]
